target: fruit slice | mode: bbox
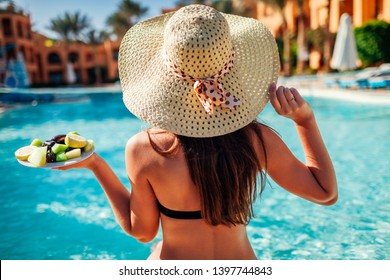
[83,139,94,152]
[65,148,81,159]
[56,152,68,162]
[65,133,87,148]
[27,146,47,167]
[30,138,43,147]
[15,146,36,161]
[52,143,68,154]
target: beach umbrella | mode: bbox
[66,62,76,84]
[330,13,358,71]
[16,52,31,88]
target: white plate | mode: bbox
[17,148,95,169]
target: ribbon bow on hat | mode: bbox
[164,50,241,114]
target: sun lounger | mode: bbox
[324,78,339,87]
[378,63,390,71]
[367,75,390,90]
[337,78,368,89]
[336,67,390,89]
[324,67,377,88]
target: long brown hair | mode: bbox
[147,120,267,226]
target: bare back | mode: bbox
[125,128,257,260]
[125,113,337,260]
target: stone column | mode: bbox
[353,0,376,27]
[382,0,390,21]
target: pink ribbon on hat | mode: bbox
[163,50,241,114]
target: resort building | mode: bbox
[238,0,390,35]
[1,0,390,87]
[243,0,390,70]
[31,33,120,86]
[0,4,120,87]
[164,0,390,71]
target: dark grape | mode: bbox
[43,140,56,147]
[46,148,56,163]
[51,134,66,144]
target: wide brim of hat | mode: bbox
[119,11,280,137]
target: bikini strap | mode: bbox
[156,199,202,220]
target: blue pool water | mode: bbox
[0,92,389,260]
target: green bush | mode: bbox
[354,20,390,66]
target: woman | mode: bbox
[57,5,337,259]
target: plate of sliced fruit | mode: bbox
[15,131,95,168]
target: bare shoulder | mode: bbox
[125,128,178,172]
[125,130,156,176]
[248,122,288,169]
[256,122,278,137]
[254,122,284,148]
[126,130,151,155]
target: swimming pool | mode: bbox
[0,92,389,260]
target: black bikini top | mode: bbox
[156,200,202,220]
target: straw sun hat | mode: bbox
[119,4,279,137]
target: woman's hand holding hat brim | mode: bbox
[269,83,314,125]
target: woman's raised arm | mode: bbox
[263,83,338,205]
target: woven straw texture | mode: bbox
[119,5,280,137]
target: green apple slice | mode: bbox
[52,143,68,154]
[30,138,43,147]
[56,152,68,162]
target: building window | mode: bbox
[17,22,23,38]
[48,71,63,84]
[86,52,94,62]
[112,48,119,61]
[48,52,61,64]
[68,52,79,63]
[6,43,16,60]
[26,25,32,39]
[2,18,13,37]
[30,48,34,63]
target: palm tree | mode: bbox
[106,0,148,38]
[322,0,331,72]
[106,12,131,38]
[86,29,110,45]
[69,11,91,42]
[175,0,250,16]
[47,11,91,42]
[47,11,91,85]
[212,0,251,16]
[176,0,212,7]
[257,0,291,76]
[296,0,309,74]
[47,13,73,42]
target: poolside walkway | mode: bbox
[281,75,390,105]
[1,77,390,107]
